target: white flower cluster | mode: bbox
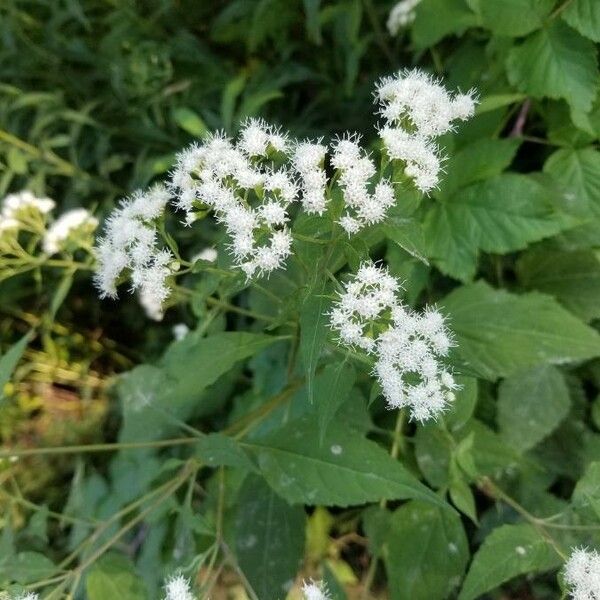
[292,141,328,215]
[0,190,54,233]
[164,574,196,600]
[170,119,297,278]
[302,580,331,600]
[376,69,477,192]
[565,548,600,600]
[330,262,456,421]
[11,594,39,600]
[331,135,396,234]
[43,208,98,255]
[94,184,173,321]
[387,0,422,35]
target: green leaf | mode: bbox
[86,553,147,600]
[412,0,478,49]
[497,365,571,452]
[476,0,555,37]
[300,286,331,404]
[235,475,305,600]
[517,248,600,321]
[385,500,469,600]
[449,475,478,523]
[195,433,255,470]
[0,551,56,585]
[475,93,526,115]
[245,416,445,508]
[0,332,30,402]
[506,21,600,113]
[438,138,521,199]
[315,362,356,443]
[303,0,322,43]
[458,524,561,600]
[563,0,600,42]
[572,461,600,519]
[172,107,208,137]
[544,147,600,217]
[425,174,574,282]
[441,281,600,380]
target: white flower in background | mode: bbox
[375,69,477,192]
[170,122,297,279]
[172,323,190,340]
[302,580,331,600]
[43,208,98,255]
[331,134,396,233]
[164,574,195,600]
[387,0,422,35]
[292,141,328,215]
[329,262,400,353]
[374,304,457,421]
[0,190,55,233]
[192,247,218,263]
[94,184,174,320]
[565,547,600,600]
[13,594,40,600]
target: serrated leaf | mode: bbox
[235,476,305,600]
[563,0,600,42]
[385,501,469,600]
[497,365,571,452]
[412,0,478,49]
[458,524,561,600]
[572,461,600,519]
[194,433,255,470]
[517,248,600,321]
[476,0,555,37]
[425,174,574,282]
[86,553,147,600]
[438,138,521,199]
[244,416,445,508]
[506,21,600,113]
[441,281,600,380]
[544,147,600,217]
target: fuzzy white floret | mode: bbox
[565,547,600,600]
[387,0,421,35]
[164,574,195,600]
[43,208,98,255]
[302,580,331,600]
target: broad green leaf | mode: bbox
[441,281,600,380]
[518,248,600,321]
[300,286,331,404]
[475,93,526,115]
[172,107,208,137]
[563,0,600,42]
[385,501,469,600]
[0,551,56,585]
[86,553,147,600]
[0,332,30,402]
[449,475,478,523]
[572,461,600,519]
[244,416,445,508]
[384,220,429,265]
[458,524,561,600]
[438,138,521,199]
[415,426,452,488]
[315,362,356,443]
[412,0,478,49]
[425,174,574,282]
[506,21,600,113]
[544,147,600,217]
[497,365,571,452]
[476,0,555,37]
[194,433,255,470]
[235,475,305,600]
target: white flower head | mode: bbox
[13,594,40,600]
[164,574,195,600]
[3,190,55,217]
[565,547,600,600]
[292,140,328,215]
[43,208,98,255]
[302,579,331,600]
[330,261,400,353]
[375,69,477,193]
[387,0,422,35]
[332,134,396,233]
[192,247,218,263]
